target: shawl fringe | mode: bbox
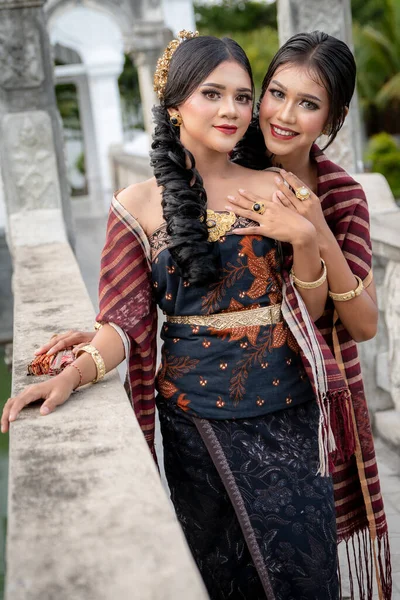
[338,528,392,600]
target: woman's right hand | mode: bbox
[1,368,78,433]
[35,330,96,356]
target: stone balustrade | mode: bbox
[5,207,208,600]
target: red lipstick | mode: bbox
[214,125,238,135]
[270,123,299,140]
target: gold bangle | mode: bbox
[94,322,103,331]
[328,275,364,302]
[291,259,327,290]
[76,344,106,383]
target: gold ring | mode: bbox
[295,186,311,201]
[252,202,265,215]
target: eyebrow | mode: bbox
[271,79,322,103]
[200,82,252,93]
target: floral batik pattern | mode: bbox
[152,227,314,420]
[157,396,339,600]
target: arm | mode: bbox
[318,218,377,342]
[274,171,377,342]
[291,229,328,321]
[1,324,125,432]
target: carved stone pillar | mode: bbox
[277,0,363,172]
[129,24,171,135]
[0,0,74,244]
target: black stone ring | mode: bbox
[252,202,265,215]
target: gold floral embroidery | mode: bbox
[206,210,236,242]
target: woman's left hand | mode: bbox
[274,170,330,239]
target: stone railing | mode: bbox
[110,148,400,450]
[356,174,400,449]
[5,207,208,600]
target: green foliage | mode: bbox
[352,0,400,133]
[364,132,400,198]
[351,0,385,26]
[194,0,277,34]
[118,54,141,114]
[75,151,85,176]
[55,83,81,130]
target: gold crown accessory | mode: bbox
[154,30,199,100]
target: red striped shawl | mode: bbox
[96,146,391,597]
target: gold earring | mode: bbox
[322,126,330,136]
[170,113,182,127]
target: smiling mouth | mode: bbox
[214,125,238,135]
[270,124,299,140]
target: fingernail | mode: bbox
[46,350,53,355]
[281,169,287,174]
[225,205,233,211]
[1,425,4,433]
[238,188,245,194]
[9,414,15,422]
[275,176,282,184]
[227,195,235,200]
[41,406,50,415]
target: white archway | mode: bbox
[49,5,125,210]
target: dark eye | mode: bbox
[236,94,252,104]
[300,100,319,111]
[270,89,285,100]
[202,90,220,100]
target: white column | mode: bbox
[132,49,159,136]
[86,63,124,209]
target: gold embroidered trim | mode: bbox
[166,304,282,329]
[206,209,237,242]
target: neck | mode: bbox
[271,146,316,188]
[184,142,233,180]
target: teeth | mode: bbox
[273,126,296,137]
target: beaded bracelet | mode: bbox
[67,363,83,390]
[76,344,106,383]
[291,259,327,290]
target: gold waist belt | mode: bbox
[166,304,282,330]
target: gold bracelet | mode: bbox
[94,322,103,331]
[328,275,364,302]
[76,344,106,383]
[291,259,327,290]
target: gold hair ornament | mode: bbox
[154,30,199,100]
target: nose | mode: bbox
[276,100,296,125]
[218,96,239,120]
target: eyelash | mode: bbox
[201,90,252,104]
[269,88,319,111]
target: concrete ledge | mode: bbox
[6,240,208,600]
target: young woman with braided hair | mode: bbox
[2,32,391,599]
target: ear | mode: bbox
[167,107,179,118]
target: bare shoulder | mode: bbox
[115,178,163,234]
[116,178,158,216]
